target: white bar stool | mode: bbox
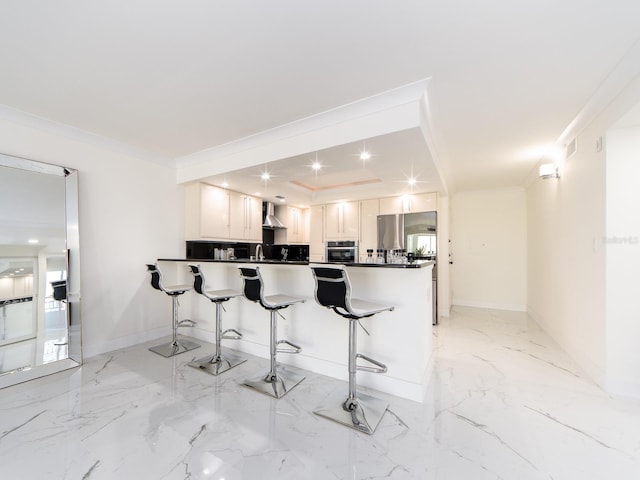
[146,263,200,357]
[187,264,246,375]
[309,263,394,434]
[238,265,305,399]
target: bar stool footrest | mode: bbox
[356,353,387,374]
[149,338,201,357]
[221,328,243,340]
[188,351,246,375]
[242,367,305,398]
[276,339,301,354]
[177,319,197,328]
[313,390,389,435]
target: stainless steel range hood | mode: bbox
[263,202,286,229]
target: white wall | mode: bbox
[526,72,640,396]
[451,188,527,311]
[436,194,451,317]
[527,123,607,385]
[0,112,184,357]
[605,125,640,396]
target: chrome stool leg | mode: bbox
[242,309,305,398]
[189,301,246,375]
[149,295,201,357]
[314,318,388,435]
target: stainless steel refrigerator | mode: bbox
[377,212,436,257]
[377,211,438,324]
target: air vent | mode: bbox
[566,137,578,158]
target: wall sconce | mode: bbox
[539,163,560,179]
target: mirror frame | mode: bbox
[0,153,81,388]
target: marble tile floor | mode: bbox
[1,307,639,479]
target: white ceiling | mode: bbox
[200,128,443,206]
[0,1,639,195]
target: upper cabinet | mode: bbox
[274,205,309,244]
[379,193,437,215]
[359,198,379,258]
[199,183,230,239]
[309,204,325,261]
[185,183,261,241]
[325,201,358,240]
[229,192,262,242]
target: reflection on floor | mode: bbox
[0,303,67,374]
[1,307,639,479]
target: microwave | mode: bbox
[325,240,358,263]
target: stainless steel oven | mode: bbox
[326,240,358,263]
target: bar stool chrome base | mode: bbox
[149,338,201,358]
[243,367,305,399]
[188,351,246,375]
[314,391,388,435]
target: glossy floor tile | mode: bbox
[1,307,639,479]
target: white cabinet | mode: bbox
[359,198,379,256]
[274,206,308,244]
[325,201,358,240]
[185,183,261,241]
[379,193,437,215]
[409,193,437,213]
[229,192,262,241]
[309,205,325,261]
[200,184,230,239]
[302,207,310,243]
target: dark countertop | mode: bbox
[158,258,435,269]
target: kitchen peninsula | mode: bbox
[156,258,434,402]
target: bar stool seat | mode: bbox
[238,265,305,398]
[188,265,245,375]
[146,263,200,357]
[309,263,394,435]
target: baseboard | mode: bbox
[282,353,428,403]
[453,299,527,312]
[604,377,640,399]
[83,326,171,359]
[189,326,428,403]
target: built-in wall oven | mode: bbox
[326,240,358,263]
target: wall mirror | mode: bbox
[0,153,81,388]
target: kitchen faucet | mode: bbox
[255,244,264,261]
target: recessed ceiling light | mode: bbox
[359,151,371,161]
[311,161,322,171]
[221,181,229,188]
[28,239,38,244]
[408,177,417,186]
[254,192,261,196]
[261,172,270,181]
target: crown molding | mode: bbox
[0,104,173,167]
[175,79,431,184]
